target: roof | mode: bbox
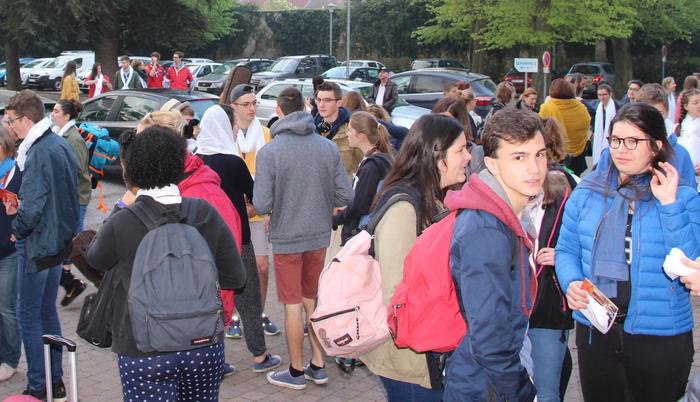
[393,68,490,80]
[103,89,218,101]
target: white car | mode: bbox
[20,58,54,87]
[187,63,221,87]
[27,51,95,91]
[340,60,386,70]
[255,78,429,128]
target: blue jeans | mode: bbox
[528,328,569,402]
[379,376,443,402]
[0,252,20,368]
[16,240,63,390]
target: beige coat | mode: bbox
[361,201,432,388]
[331,122,364,178]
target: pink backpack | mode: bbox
[310,230,390,358]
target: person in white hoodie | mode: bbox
[677,88,700,190]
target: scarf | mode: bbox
[679,115,700,165]
[236,118,266,157]
[0,157,15,188]
[579,167,652,297]
[16,117,52,171]
[94,73,104,97]
[136,184,181,205]
[593,100,616,165]
[53,120,76,137]
[121,67,134,89]
[194,105,237,156]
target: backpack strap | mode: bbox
[366,192,422,235]
[127,196,183,231]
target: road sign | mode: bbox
[661,45,668,63]
[514,58,538,73]
[542,51,551,68]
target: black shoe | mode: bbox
[61,279,87,306]
[53,380,67,401]
[22,385,47,401]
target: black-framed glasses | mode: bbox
[607,136,651,150]
[3,115,23,127]
[315,97,340,105]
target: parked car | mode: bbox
[77,89,219,174]
[339,60,386,70]
[0,58,35,86]
[255,78,429,128]
[0,89,55,117]
[322,67,380,83]
[28,51,95,91]
[565,62,615,96]
[159,60,175,70]
[19,58,54,87]
[389,68,497,118]
[250,55,337,90]
[411,58,465,70]
[196,58,274,95]
[502,68,534,94]
[187,62,221,87]
[184,58,214,64]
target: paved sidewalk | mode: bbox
[1,180,699,401]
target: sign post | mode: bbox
[661,45,668,81]
[542,51,551,97]
[514,58,538,93]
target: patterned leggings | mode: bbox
[118,343,225,402]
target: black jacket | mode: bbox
[86,196,246,357]
[0,164,21,259]
[333,153,392,244]
[13,128,79,273]
[368,80,398,112]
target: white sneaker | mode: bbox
[0,363,16,382]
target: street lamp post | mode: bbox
[346,0,351,79]
[327,4,337,56]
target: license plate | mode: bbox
[512,79,523,83]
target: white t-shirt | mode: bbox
[375,84,386,107]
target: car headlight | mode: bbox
[214,81,224,88]
[258,79,270,87]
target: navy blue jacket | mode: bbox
[13,128,79,273]
[443,171,536,402]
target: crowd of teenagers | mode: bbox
[0,66,698,402]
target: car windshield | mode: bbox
[323,68,349,79]
[412,60,433,69]
[44,57,72,69]
[188,99,219,120]
[187,64,201,72]
[213,63,235,74]
[571,65,599,75]
[23,59,48,69]
[269,58,298,73]
[341,61,363,67]
[471,79,497,95]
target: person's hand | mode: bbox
[694,163,699,176]
[246,202,256,218]
[679,258,700,296]
[9,234,15,242]
[650,161,678,205]
[264,216,270,234]
[536,247,555,266]
[304,97,312,112]
[566,281,589,310]
[3,199,18,215]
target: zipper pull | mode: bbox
[355,306,360,340]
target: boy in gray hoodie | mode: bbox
[253,87,353,390]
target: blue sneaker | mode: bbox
[222,362,236,377]
[266,369,307,390]
[226,319,242,339]
[252,354,282,373]
[262,315,281,336]
[304,364,329,385]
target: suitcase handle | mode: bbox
[43,334,77,352]
[43,335,78,402]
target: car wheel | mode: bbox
[53,78,62,91]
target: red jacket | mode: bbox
[166,64,193,90]
[178,153,242,327]
[145,63,165,88]
[87,74,111,98]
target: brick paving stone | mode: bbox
[2,180,700,401]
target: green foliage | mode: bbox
[263,10,330,55]
[633,0,700,45]
[416,0,637,50]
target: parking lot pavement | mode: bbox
[1,178,700,401]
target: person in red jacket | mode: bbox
[166,51,193,90]
[145,52,165,89]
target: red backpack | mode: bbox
[387,210,467,353]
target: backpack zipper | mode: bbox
[390,304,401,340]
[310,306,361,340]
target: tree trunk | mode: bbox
[4,41,20,91]
[612,38,632,97]
[96,10,120,82]
[594,40,607,62]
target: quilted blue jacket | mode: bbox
[555,174,700,336]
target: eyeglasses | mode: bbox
[234,100,258,108]
[173,56,181,60]
[3,116,23,127]
[607,136,652,150]
[315,98,340,105]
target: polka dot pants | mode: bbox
[118,343,225,401]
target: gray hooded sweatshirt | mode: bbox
[253,111,354,254]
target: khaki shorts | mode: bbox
[273,248,326,304]
[249,220,270,257]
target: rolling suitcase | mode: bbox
[43,335,78,402]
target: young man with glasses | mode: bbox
[166,51,193,91]
[3,90,79,399]
[313,81,363,177]
[225,84,281,340]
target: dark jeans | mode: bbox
[0,252,20,368]
[379,376,443,402]
[576,323,693,402]
[234,243,266,358]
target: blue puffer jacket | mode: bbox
[555,171,700,336]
